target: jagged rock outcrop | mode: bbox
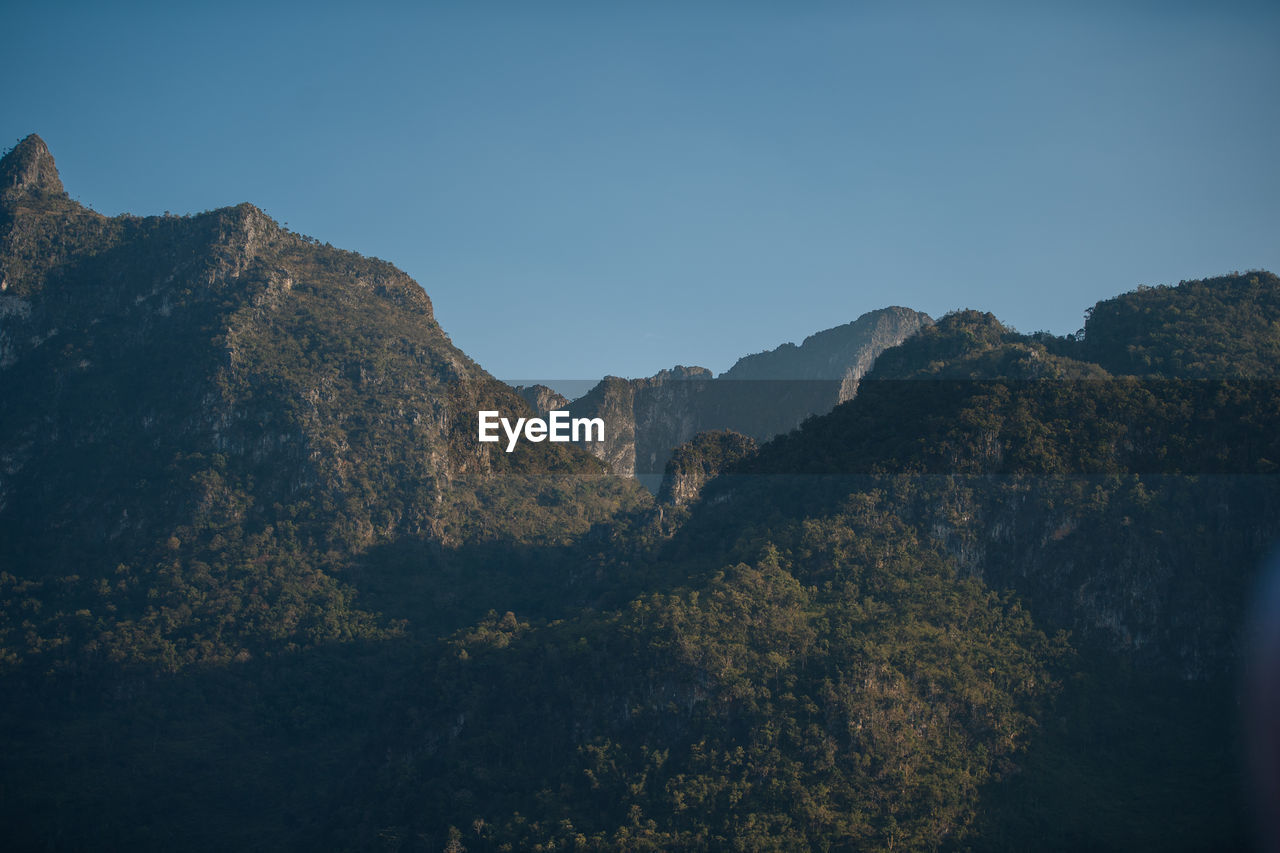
[513,383,569,417]
[0,134,65,201]
[570,309,931,486]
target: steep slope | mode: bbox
[513,382,569,416]
[345,499,1059,851]
[3,132,1269,851]
[350,278,1274,850]
[700,299,1280,674]
[568,365,713,488]
[0,134,652,851]
[0,133,647,671]
[666,279,1280,848]
[370,278,1272,851]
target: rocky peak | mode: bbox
[719,306,933,383]
[1,134,66,201]
[650,365,712,383]
[514,383,570,417]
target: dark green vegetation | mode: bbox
[0,135,645,673]
[348,503,1060,851]
[658,430,758,506]
[1,135,1274,850]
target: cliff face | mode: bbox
[566,366,713,489]
[569,308,931,486]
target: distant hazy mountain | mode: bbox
[719,304,933,392]
[563,307,932,488]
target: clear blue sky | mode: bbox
[4,1,1278,381]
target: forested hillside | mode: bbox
[346,275,1278,850]
[1,135,1273,851]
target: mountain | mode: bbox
[565,307,932,488]
[0,133,648,672]
[2,133,1273,851]
[698,290,1280,676]
[670,276,1280,847]
[347,274,1279,851]
[1079,273,1280,377]
[0,135,655,850]
[513,382,569,416]
[0,132,64,201]
[719,305,933,391]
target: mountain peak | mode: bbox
[1,133,65,200]
[719,306,933,382]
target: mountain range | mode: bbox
[1,134,1275,851]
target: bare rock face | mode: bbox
[0,134,65,200]
[513,383,570,417]
[568,367,712,489]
